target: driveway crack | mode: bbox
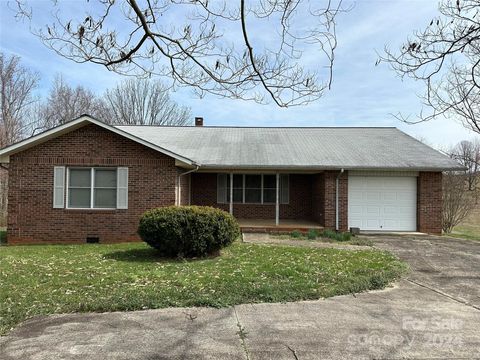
[286,344,299,359]
[233,306,250,360]
[406,278,480,311]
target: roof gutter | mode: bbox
[177,165,200,205]
[336,168,345,232]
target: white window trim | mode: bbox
[219,173,289,205]
[66,167,120,210]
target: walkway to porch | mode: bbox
[238,219,323,233]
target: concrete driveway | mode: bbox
[371,234,480,309]
[1,235,480,359]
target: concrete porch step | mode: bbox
[239,220,324,234]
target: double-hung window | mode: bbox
[262,175,277,203]
[93,169,118,208]
[68,169,94,208]
[244,175,261,203]
[53,166,128,209]
[228,174,244,203]
[68,168,117,209]
[217,174,289,204]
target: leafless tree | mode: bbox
[0,52,39,147]
[382,0,480,134]
[449,139,480,191]
[443,171,477,233]
[101,78,191,125]
[14,0,346,107]
[36,75,104,132]
[0,52,39,226]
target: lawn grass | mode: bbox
[0,241,407,335]
[451,204,480,242]
[450,225,480,241]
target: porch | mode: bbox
[185,172,341,231]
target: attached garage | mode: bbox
[348,174,417,231]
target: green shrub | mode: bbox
[321,230,352,242]
[337,232,352,242]
[321,229,337,239]
[290,230,302,238]
[307,229,319,240]
[138,206,240,258]
[0,230,6,245]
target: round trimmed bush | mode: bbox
[138,206,241,257]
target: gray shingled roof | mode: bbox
[116,126,463,170]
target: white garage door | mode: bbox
[348,176,417,231]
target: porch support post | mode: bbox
[229,172,233,215]
[275,173,280,226]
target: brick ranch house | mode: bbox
[0,115,463,244]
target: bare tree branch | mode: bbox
[34,76,192,131]
[101,78,191,126]
[0,52,39,146]
[382,0,480,134]
[13,0,346,107]
[32,75,105,133]
[0,51,39,227]
[447,139,480,191]
[443,171,477,233]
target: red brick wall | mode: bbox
[312,171,348,231]
[417,171,443,234]
[7,124,178,244]
[312,173,325,224]
[190,173,314,220]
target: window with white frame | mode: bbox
[244,174,261,203]
[67,168,117,209]
[217,174,289,204]
[263,175,277,203]
[231,174,244,203]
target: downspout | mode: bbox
[177,165,199,206]
[335,168,345,232]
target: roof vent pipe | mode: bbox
[195,117,204,126]
[336,168,345,232]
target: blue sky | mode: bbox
[0,0,478,148]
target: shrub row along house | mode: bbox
[0,115,463,244]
